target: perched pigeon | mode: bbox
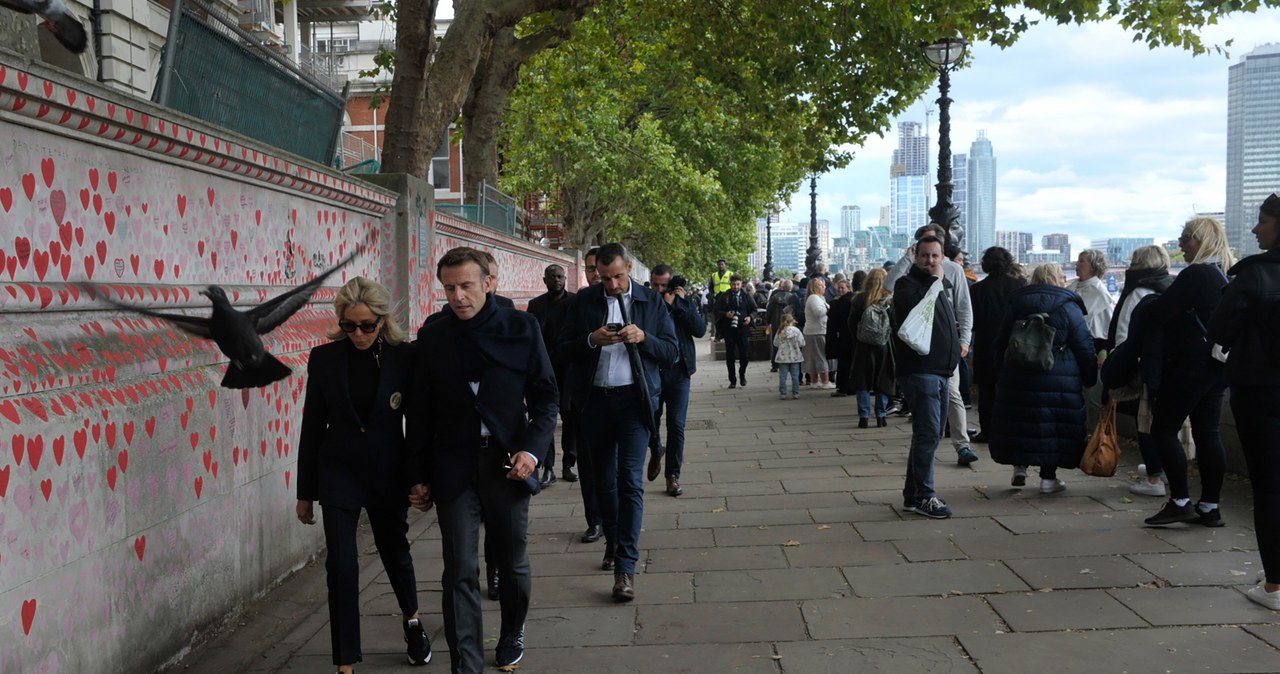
[85,251,359,389]
[0,0,88,54]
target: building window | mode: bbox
[431,130,451,190]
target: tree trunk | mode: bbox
[381,0,601,179]
[461,11,582,200]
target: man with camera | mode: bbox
[714,274,758,388]
[650,265,706,497]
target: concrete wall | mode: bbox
[0,49,400,673]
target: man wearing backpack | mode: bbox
[891,236,961,519]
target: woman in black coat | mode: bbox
[1209,194,1280,610]
[296,277,430,673]
[1140,217,1233,528]
[990,263,1097,494]
[968,247,1026,443]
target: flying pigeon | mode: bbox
[85,251,359,389]
[0,0,88,54]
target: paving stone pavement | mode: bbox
[165,339,1280,673]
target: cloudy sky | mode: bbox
[779,9,1280,257]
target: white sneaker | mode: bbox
[1137,464,1169,484]
[1129,480,1167,497]
[822,382,837,389]
[1246,584,1280,611]
[1039,479,1067,494]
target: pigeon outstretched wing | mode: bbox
[85,289,215,338]
[0,0,88,53]
[248,250,359,335]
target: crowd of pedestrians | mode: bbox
[291,195,1280,672]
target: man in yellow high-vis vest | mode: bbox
[708,259,733,339]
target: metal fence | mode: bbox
[334,132,380,173]
[436,180,518,236]
[153,0,347,166]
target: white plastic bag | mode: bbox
[897,278,942,355]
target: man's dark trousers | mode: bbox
[724,326,750,384]
[585,386,652,575]
[655,369,691,478]
[435,458,531,674]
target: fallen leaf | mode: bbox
[783,540,801,547]
[712,507,726,513]
[1079,568,1093,574]
[816,524,831,530]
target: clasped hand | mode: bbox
[591,324,645,346]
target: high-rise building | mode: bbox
[951,153,968,249]
[890,122,930,237]
[1093,238,1155,266]
[1042,233,1071,265]
[840,205,862,238]
[967,131,997,256]
[751,220,829,277]
[995,230,1033,262]
[1226,44,1280,256]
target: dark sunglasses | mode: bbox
[338,318,383,334]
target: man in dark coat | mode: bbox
[407,247,559,672]
[650,265,706,497]
[826,278,855,395]
[891,236,961,519]
[713,274,757,388]
[526,263,576,486]
[558,243,679,602]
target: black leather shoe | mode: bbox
[877,417,888,428]
[728,381,737,389]
[740,373,747,386]
[539,467,556,489]
[601,543,615,571]
[1145,500,1198,526]
[858,417,869,429]
[562,466,578,482]
[1194,503,1225,528]
[612,572,635,602]
[970,431,989,444]
[666,476,682,497]
[647,450,663,482]
[581,524,602,543]
[486,567,499,600]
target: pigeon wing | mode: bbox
[0,0,37,15]
[102,299,214,338]
[248,251,359,335]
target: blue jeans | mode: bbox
[585,387,651,575]
[654,370,692,478]
[857,391,889,418]
[897,373,949,504]
[778,362,801,395]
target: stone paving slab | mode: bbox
[784,540,904,568]
[724,491,858,511]
[1108,586,1279,626]
[693,567,851,602]
[1003,554,1157,590]
[520,643,782,673]
[802,596,1003,639]
[810,504,906,524]
[773,636,980,673]
[1147,525,1260,553]
[679,507,817,529]
[892,537,969,563]
[855,517,1012,542]
[711,522,857,547]
[959,626,1280,674]
[994,511,1136,535]
[636,600,810,644]
[647,545,790,572]
[846,560,1029,598]
[1127,550,1264,586]
[529,571,695,608]
[986,589,1149,632]
[953,529,1178,560]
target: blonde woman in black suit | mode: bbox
[295,276,431,673]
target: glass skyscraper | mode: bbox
[967,131,996,257]
[1226,44,1280,256]
[890,122,930,238]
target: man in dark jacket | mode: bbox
[557,243,679,602]
[713,275,757,388]
[891,236,961,519]
[407,247,559,671]
[826,278,855,396]
[650,265,706,497]
[527,263,576,486]
[968,247,1026,442]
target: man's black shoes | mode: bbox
[601,542,616,571]
[562,466,578,482]
[539,466,556,489]
[404,618,432,666]
[581,524,602,543]
[486,567,499,600]
[612,572,635,602]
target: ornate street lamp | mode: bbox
[921,37,968,251]
[762,215,775,282]
[804,173,822,276]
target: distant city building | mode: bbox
[830,237,852,275]
[879,205,892,228]
[752,220,830,277]
[995,230,1033,262]
[1042,233,1072,265]
[840,205,862,238]
[849,227,907,270]
[967,131,997,256]
[1093,237,1156,266]
[1226,44,1280,256]
[951,152,968,248]
[890,122,930,238]
[1025,250,1064,266]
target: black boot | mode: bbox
[487,567,499,600]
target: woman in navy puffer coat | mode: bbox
[990,263,1098,494]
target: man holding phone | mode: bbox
[714,275,757,388]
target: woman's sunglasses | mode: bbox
[338,318,383,334]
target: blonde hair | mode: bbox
[1129,245,1170,271]
[861,268,890,305]
[1030,263,1065,287]
[327,276,407,344]
[1183,217,1236,269]
[778,312,797,332]
[1009,263,1028,279]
